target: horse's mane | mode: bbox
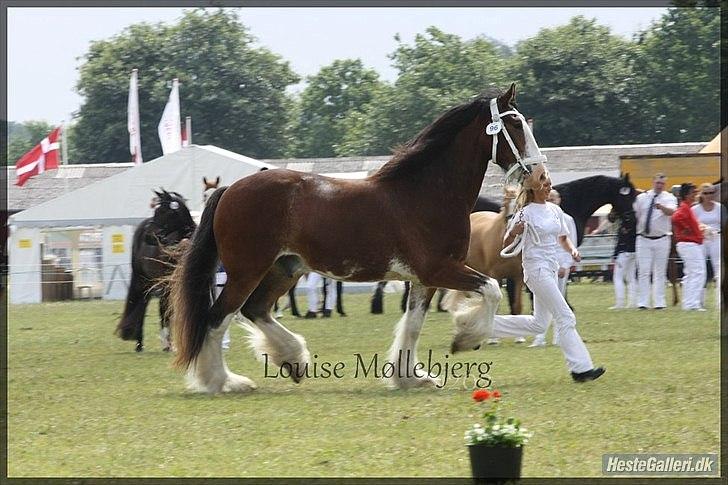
[371,90,499,181]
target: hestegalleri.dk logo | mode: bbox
[603,454,718,476]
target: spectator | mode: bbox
[609,207,638,309]
[673,183,706,311]
[693,183,724,308]
[633,173,677,309]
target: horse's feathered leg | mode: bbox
[387,283,438,389]
[240,256,310,383]
[158,290,171,352]
[371,281,386,314]
[115,269,150,352]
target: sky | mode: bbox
[7,6,668,125]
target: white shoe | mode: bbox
[486,338,500,345]
[528,340,546,348]
[514,337,526,344]
[608,305,623,310]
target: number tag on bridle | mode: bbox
[485,121,502,135]
[619,187,631,195]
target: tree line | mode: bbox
[6,6,720,165]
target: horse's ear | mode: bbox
[502,83,516,105]
[215,176,220,184]
[153,190,162,197]
[203,176,208,184]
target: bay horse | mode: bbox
[170,84,545,393]
[115,189,196,352]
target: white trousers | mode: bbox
[493,267,594,373]
[307,272,335,312]
[533,267,570,345]
[613,252,637,308]
[676,242,706,310]
[636,236,671,308]
[214,283,231,348]
[704,237,721,307]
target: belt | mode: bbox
[639,234,668,240]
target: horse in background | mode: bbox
[115,189,196,352]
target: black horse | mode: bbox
[373,174,638,314]
[115,189,196,352]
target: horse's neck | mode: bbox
[563,185,612,244]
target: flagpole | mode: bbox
[61,120,69,165]
[185,116,192,145]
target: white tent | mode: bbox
[8,145,275,303]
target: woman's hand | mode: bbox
[510,221,525,236]
[571,248,581,262]
[558,268,566,278]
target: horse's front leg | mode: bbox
[423,261,502,353]
[158,291,172,352]
[387,283,438,389]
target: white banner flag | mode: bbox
[127,69,143,164]
[157,78,181,155]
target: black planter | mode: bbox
[468,445,523,481]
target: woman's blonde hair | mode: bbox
[515,163,550,210]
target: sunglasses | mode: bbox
[702,191,716,195]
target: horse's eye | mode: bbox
[170,201,180,210]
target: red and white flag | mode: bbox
[15,126,62,187]
[157,78,181,154]
[128,69,143,164]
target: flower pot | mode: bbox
[468,444,523,480]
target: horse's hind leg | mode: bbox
[186,262,276,394]
[158,292,171,352]
[240,256,311,383]
[387,283,438,389]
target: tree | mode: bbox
[508,16,637,147]
[72,9,299,163]
[6,120,55,166]
[630,6,720,142]
[337,27,510,156]
[289,59,383,158]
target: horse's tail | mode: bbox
[115,268,150,341]
[170,186,227,370]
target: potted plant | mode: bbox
[464,389,532,481]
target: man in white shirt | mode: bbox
[633,173,677,309]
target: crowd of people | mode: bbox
[611,173,723,312]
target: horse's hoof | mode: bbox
[162,346,171,352]
[135,343,144,352]
[473,345,481,351]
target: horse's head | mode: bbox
[152,189,196,241]
[202,176,221,205]
[483,83,547,186]
[612,172,639,216]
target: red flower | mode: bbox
[473,389,491,402]
[492,390,502,399]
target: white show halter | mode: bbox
[486,98,547,185]
[500,208,543,258]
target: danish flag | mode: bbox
[15,126,62,186]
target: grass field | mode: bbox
[7,283,721,478]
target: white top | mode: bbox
[633,190,677,237]
[506,201,569,275]
[558,212,578,269]
[692,201,722,232]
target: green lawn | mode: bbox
[7,283,721,477]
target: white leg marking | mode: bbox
[446,278,502,353]
[187,313,257,394]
